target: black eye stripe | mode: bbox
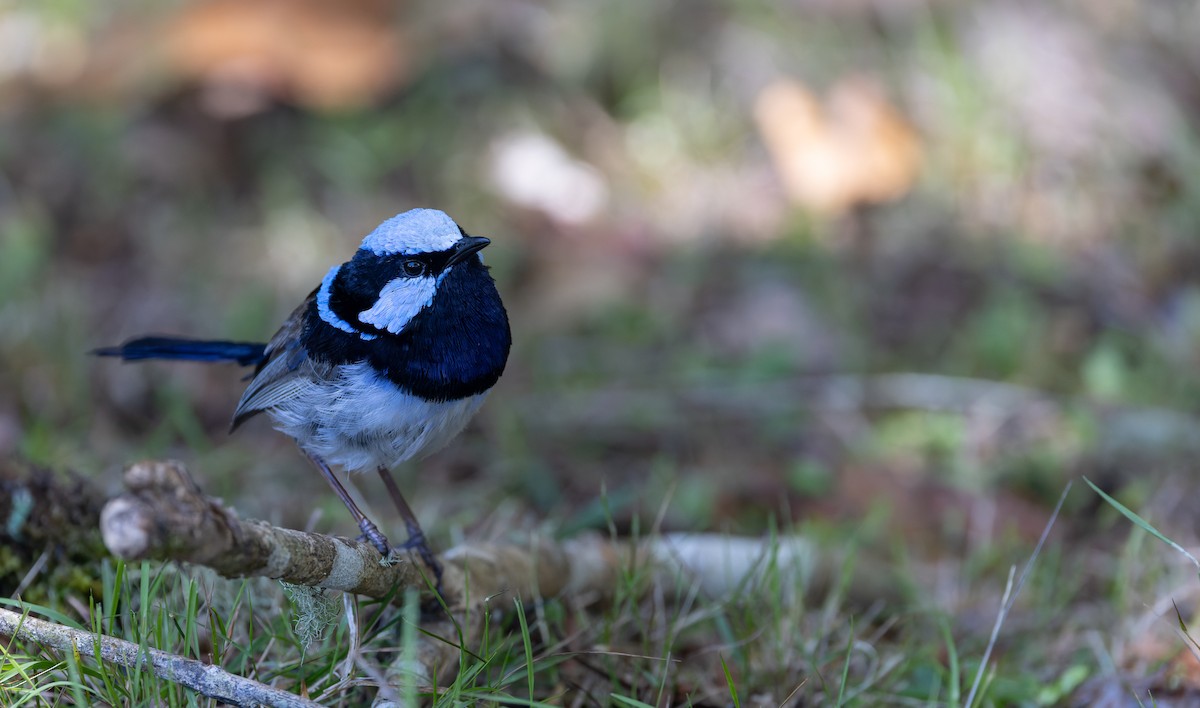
[327,247,462,330]
[382,250,453,275]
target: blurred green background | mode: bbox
[3,0,1200,699]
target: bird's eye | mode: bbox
[402,260,426,277]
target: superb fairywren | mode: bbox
[96,209,512,578]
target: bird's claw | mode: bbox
[355,522,392,557]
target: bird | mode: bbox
[95,208,512,580]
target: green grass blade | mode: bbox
[1084,477,1200,571]
[400,588,420,708]
[836,617,854,707]
[612,695,656,708]
[514,596,535,703]
[63,638,89,706]
[940,616,960,706]
[719,653,741,708]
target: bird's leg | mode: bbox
[304,451,391,556]
[376,466,443,583]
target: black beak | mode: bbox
[447,236,490,266]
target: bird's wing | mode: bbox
[231,289,333,430]
[257,288,315,373]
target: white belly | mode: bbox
[264,362,488,472]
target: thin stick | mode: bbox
[0,607,319,708]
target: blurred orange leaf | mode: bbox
[754,76,921,215]
[167,0,407,112]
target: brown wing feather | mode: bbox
[231,288,320,430]
[255,289,314,374]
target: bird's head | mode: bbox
[317,209,496,339]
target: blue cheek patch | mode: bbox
[357,274,441,335]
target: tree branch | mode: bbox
[0,607,319,708]
[100,460,429,599]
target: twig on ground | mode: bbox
[0,607,319,708]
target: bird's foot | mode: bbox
[357,519,392,557]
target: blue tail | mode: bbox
[93,337,267,367]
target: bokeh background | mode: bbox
[3,0,1200,701]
